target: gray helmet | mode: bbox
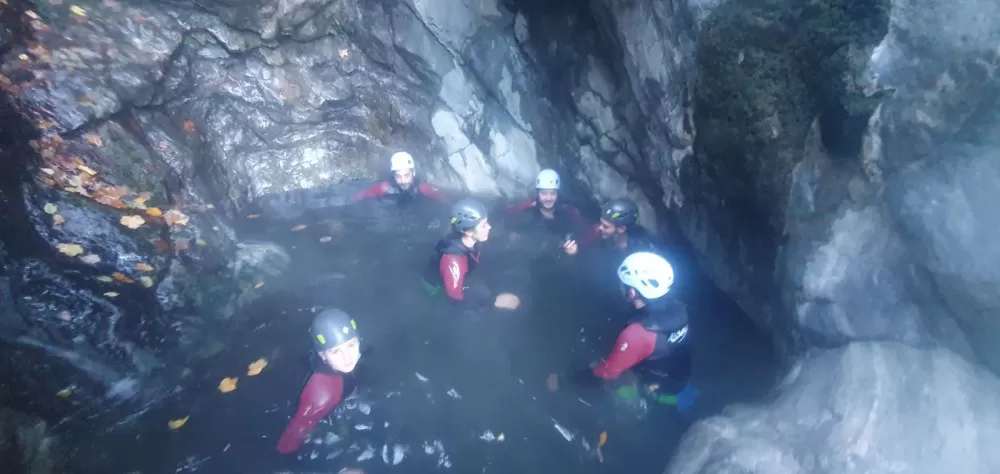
[311,308,358,351]
[450,198,488,231]
[602,198,638,227]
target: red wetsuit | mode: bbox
[423,234,492,308]
[575,223,662,254]
[276,362,356,454]
[502,199,589,237]
[352,178,446,203]
[592,298,691,390]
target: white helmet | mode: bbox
[617,252,674,300]
[390,151,415,171]
[536,169,560,190]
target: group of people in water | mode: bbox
[275,151,699,460]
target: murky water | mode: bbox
[64,198,777,474]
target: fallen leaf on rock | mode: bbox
[547,373,559,392]
[57,243,84,257]
[77,164,97,176]
[52,214,65,225]
[319,236,332,243]
[247,358,268,376]
[145,207,163,217]
[103,292,119,298]
[43,203,57,214]
[136,263,154,272]
[96,276,113,282]
[598,431,608,448]
[120,215,145,229]
[253,281,265,289]
[167,416,189,430]
[69,5,87,17]
[79,253,101,264]
[152,239,171,251]
[183,120,196,133]
[246,214,261,219]
[111,272,133,283]
[139,276,154,288]
[56,388,72,398]
[83,133,102,146]
[163,209,189,226]
[291,224,307,231]
[218,377,238,393]
[41,167,55,175]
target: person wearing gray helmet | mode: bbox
[562,198,661,257]
[422,198,520,310]
[277,309,364,454]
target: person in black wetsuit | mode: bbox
[277,309,366,454]
[422,199,521,311]
[501,169,588,240]
[562,198,661,257]
[352,151,448,204]
[569,251,698,412]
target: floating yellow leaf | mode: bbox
[69,5,87,17]
[41,167,55,175]
[43,203,57,214]
[163,209,189,226]
[598,431,608,448]
[56,388,72,398]
[57,243,84,257]
[120,215,145,229]
[18,53,29,61]
[246,214,261,219]
[218,377,238,393]
[79,253,101,264]
[145,207,162,217]
[111,272,133,283]
[96,275,113,282]
[77,164,97,176]
[83,133,102,146]
[104,292,119,297]
[167,416,189,430]
[196,239,207,246]
[139,276,154,288]
[52,214,65,225]
[253,281,264,289]
[247,358,268,376]
[319,236,332,243]
[291,224,307,231]
[136,263,154,272]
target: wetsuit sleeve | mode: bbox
[579,223,601,247]
[565,206,588,226]
[276,373,345,454]
[592,323,657,380]
[502,199,536,215]
[417,182,448,203]
[352,181,391,201]
[439,254,491,308]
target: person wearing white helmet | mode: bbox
[352,151,447,204]
[568,251,698,413]
[502,169,587,239]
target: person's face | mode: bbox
[537,189,558,209]
[597,218,622,239]
[393,169,415,189]
[466,219,491,242]
[319,337,361,373]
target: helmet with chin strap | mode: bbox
[311,308,358,351]
[450,199,488,232]
[617,252,674,300]
[602,198,638,227]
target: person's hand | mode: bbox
[494,293,521,310]
[509,232,521,243]
[562,239,578,256]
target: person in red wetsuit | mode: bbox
[502,169,588,239]
[562,198,661,257]
[421,198,521,311]
[277,309,365,454]
[352,151,447,204]
[570,251,698,413]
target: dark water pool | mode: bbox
[64,200,778,474]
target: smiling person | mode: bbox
[501,169,587,240]
[352,151,448,204]
[277,309,365,454]
[422,199,520,311]
[561,198,661,257]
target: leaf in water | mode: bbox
[52,214,65,225]
[547,373,559,392]
[79,253,101,264]
[246,214,261,219]
[43,202,57,214]
[167,416,189,430]
[247,358,268,376]
[291,224,307,231]
[598,431,608,448]
[253,281,264,289]
[139,276,154,287]
[183,120,196,133]
[83,133,102,146]
[319,236,332,243]
[196,239,207,246]
[136,263,154,272]
[103,292,119,298]
[56,388,72,398]
[111,272,133,283]
[96,276,113,282]
[218,377,238,393]
[120,215,145,229]
[69,5,87,17]
[145,207,162,217]
[163,209,190,226]
[57,243,84,257]
[77,164,97,176]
